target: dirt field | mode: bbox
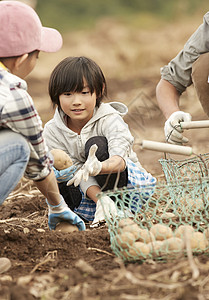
[1,15,209,299]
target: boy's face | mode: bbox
[15,51,39,79]
[59,80,97,127]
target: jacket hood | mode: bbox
[108,101,128,116]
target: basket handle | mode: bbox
[180,120,209,129]
[141,140,193,156]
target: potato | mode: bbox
[129,242,150,259]
[161,212,175,219]
[117,218,142,239]
[179,198,204,211]
[161,237,184,252]
[203,227,209,240]
[120,249,132,260]
[150,224,173,241]
[50,149,73,170]
[117,219,154,242]
[175,225,194,239]
[188,232,208,251]
[115,232,135,249]
[135,228,155,243]
[55,222,79,233]
[148,240,164,255]
[118,218,135,228]
[120,223,141,238]
[0,257,11,274]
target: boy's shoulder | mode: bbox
[0,69,27,90]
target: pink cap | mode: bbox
[0,1,63,57]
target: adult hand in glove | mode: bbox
[46,196,86,231]
[164,111,192,144]
[90,196,118,228]
[53,165,77,183]
[67,144,102,187]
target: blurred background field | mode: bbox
[25,0,209,173]
[30,0,209,104]
[36,0,208,31]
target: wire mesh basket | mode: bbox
[98,181,209,262]
[159,152,209,184]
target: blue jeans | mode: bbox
[0,129,30,204]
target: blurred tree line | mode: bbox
[36,0,208,31]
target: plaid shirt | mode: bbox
[0,65,53,180]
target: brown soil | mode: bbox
[1,15,209,300]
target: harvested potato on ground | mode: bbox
[55,222,79,233]
[188,232,208,251]
[50,149,73,170]
[115,232,135,249]
[128,242,150,259]
[150,224,173,241]
[147,240,164,255]
[0,257,11,274]
[175,225,194,239]
[161,237,184,252]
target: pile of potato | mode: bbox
[113,218,209,261]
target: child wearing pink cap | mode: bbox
[0,1,85,273]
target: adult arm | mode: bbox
[156,78,181,119]
[155,13,209,144]
[156,79,192,144]
[160,12,209,95]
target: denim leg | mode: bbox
[0,130,30,204]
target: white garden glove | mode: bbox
[164,111,192,144]
[90,196,118,228]
[67,144,102,187]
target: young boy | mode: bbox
[43,56,156,227]
[0,1,86,273]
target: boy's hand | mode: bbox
[46,197,85,231]
[67,144,102,187]
[53,165,77,183]
[91,196,118,228]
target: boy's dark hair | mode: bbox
[49,56,107,108]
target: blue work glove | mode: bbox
[53,165,77,183]
[46,196,86,231]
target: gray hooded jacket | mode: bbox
[43,101,143,193]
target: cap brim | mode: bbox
[39,27,63,53]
